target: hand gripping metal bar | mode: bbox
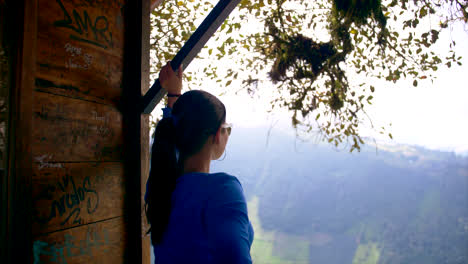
[141,0,242,114]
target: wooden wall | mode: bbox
[4,0,151,263]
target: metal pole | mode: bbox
[141,0,242,114]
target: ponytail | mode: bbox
[145,90,226,245]
[145,116,179,244]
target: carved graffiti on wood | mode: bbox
[32,162,125,235]
[32,93,123,161]
[34,173,99,226]
[53,0,114,49]
[36,0,124,105]
[31,0,129,261]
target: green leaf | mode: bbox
[419,7,427,18]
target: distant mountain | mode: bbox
[212,127,468,264]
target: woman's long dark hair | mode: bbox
[145,90,226,245]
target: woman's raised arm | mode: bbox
[159,61,183,108]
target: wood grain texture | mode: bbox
[33,216,126,264]
[32,162,125,235]
[24,0,155,262]
[141,0,151,262]
[32,92,123,162]
[141,116,150,263]
[36,0,125,105]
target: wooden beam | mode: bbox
[140,0,151,263]
[6,0,37,262]
[122,0,149,262]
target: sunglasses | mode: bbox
[221,123,232,136]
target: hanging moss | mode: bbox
[330,92,344,111]
[268,32,337,83]
[333,0,386,27]
[332,0,387,44]
[263,0,389,112]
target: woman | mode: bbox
[145,62,254,264]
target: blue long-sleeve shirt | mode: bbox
[147,107,254,263]
[151,172,254,263]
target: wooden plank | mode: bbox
[141,0,151,263]
[32,92,123,162]
[121,0,145,262]
[32,162,125,235]
[36,0,125,105]
[140,118,150,258]
[33,216,125,264]
[141,115,151,264]
[6,0,37,262]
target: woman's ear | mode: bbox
[213,127,221,144]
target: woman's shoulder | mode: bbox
[208,172,242,188]
[178,172,239,183]
[206,173,246,204]
[176,172,243,195]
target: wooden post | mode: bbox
[5,0,37,262]
[140,0,152,262]
[121,0,149,262]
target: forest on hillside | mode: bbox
[212,127,468,264]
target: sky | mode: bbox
[354,22,468,154]
[151,6,468,156]
[216,23,468,155]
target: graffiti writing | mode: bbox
[91,143,122,160]
[35,154,64,170]
[34,174,99,226]
[54,0,113,49]
[64,43,94,70]
[33,227,110,264]
[91,110,106,122]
